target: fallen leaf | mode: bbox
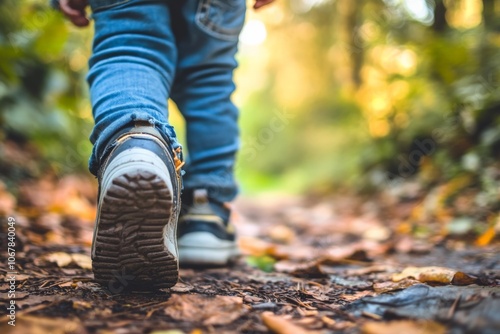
[330,275,372,290]
[0,315,84,334]
[238,236,277,256]
[268,224,296,244]
[3,274,30,282]
[340,290,374,302]
[170,282,194,293]
[0,291,28,301]
[246,255,276,272]
[392,266,476,285]
[164,294,244,326]
[274,260,327,278]
[475,225,496,246]
[362,225,391,241]
[16,295,61,309]
[244,295,263,303]
[37,252,92,270]
[362,320,446,334]
[373,279,420,293]
[41,252,73,267]
[261,311,315,334]
[72,300,92,310]
[70,254,92,270]
[321,316,336,327]
[0,181,16,214]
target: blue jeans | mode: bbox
[87,0,246,203]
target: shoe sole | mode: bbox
[178,232,238,266]
[93,149,178,291]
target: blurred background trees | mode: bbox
[1,0,499,229]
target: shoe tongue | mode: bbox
[193,189,209,205]
[189,189,230,223]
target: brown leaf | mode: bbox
[268,224,296,244]
[16,295,60,309]
[274,260,327,278]
[261,311,315,334]
[373,279,420,293]
[238,236,277,257]
[72,300,92,310]
[37,252,92,270]
[164,294,244,326]
[362,320,446,334]
[0,181,16,214]
[40,252,72,267]
[392,266,476,285]
[18,274,30,281]
[170,282,194,293]
[3,274,30,282]
[0,291,28,301]
[0,315,85,334]
[70,254,92,270]
[340,290,374,302]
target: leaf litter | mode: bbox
[0,177,498,333]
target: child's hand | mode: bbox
[59,0,90,27]
[254,0,275,10]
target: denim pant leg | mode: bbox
[170,0,246,203]
[87,0,180,176]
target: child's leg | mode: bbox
[86,0,183,289]
[169,0,246,265]
[87,0,180,175]
[170,0,246,204]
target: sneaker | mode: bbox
[177,189,239,266]
[91,121,183,291]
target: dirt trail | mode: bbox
[0,177,499,333]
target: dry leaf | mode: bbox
[3,274,30,282]
[362,225,391,241]
[261,311,314,334]
[170,282,194,293]
[0,181,16,214]
[392,266,476,285]
[268,224,296,244]
[274,260,326,277]
[238,236,277,256]
[475,225,496,246]
[0,315,84,334]
[72,300,92,310]
[164,294,244,326]
[340,290,374,301]
[373,279,420,293]
[70,254,92,270]
[362,320,446,334]
[43,252,73,267]
[38,252,92,270]
[0,291,28,301]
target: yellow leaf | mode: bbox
[392,266,476,285]
[261,311,315,334]
[71,254,92,270]
[362,320,446,334]
[44,252,73,267]
[475,226,496,247]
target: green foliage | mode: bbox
[235,0,500,205]
[246,255,276,272]
[0,0,92,181]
